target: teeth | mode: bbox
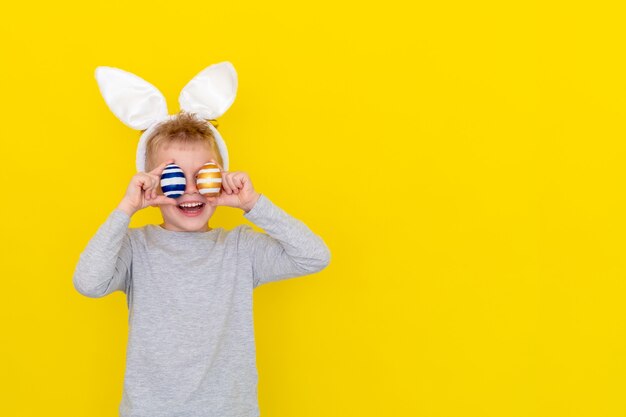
[180,202,203,208]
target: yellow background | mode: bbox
[2,1,625,416]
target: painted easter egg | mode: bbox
[160,163,186,198]
[196,162,222,197]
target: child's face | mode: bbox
[154,143,220,232]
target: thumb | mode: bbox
[150,195,179,207]
[205,195,223,207]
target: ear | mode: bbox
[178,61,238,119]
[95,66,169,130]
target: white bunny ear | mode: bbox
[178,61,238,119]
[95,66,169,130]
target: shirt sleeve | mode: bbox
[72,208,133,298]
[239,193,331,288]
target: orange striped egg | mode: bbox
[196,162,222,197]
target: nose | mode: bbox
[184,175,199,195]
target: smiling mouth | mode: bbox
[177,203,206,216]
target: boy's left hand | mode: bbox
[206,170,261,213]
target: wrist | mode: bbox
[242,193,261,213]
[117,201,136,217]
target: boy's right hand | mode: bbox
[116,159,179,217]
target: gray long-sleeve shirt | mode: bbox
[73,193,331,417]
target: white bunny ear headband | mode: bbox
[94,61,237,172]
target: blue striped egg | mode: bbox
[160,163,186,198]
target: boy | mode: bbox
[73,110,331,417]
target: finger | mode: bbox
[231,177,241,194]
[144,174,155,200]
[143,177,152,200]
[149,159,176,176]
[206,196,222,207]
[152,174,163,200]
[138,173,151,191]
[228,173,240,193]
[234,173,246,193]
[224,172,237,194]
[233,173,245,193]
[152,195,179,206]
[151,177,159,200]
[221,172,232,194]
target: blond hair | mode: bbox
[144,110,223,172]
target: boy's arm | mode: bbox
[72,209,132,298]
[239,193,331,288]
